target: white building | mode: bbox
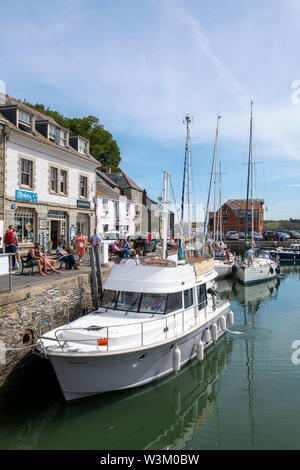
[0,95,99,251]
[95,171,135,237]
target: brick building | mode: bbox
[209,199,264,234]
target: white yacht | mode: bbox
[234,102,279,285]
[35,256,233,401]
[235,251,278,285]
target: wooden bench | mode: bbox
[20,256,36,275]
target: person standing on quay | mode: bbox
[76,230,86,263]
[90,229,102,248]
[4,225,16,271]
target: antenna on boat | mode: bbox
[179,115,193,260]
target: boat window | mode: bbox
[140,293,167,314]
[184,288,194,309]
[197,284,207,310]
[116,291,140,312]
[165,292,183,314]
[100,290,117,309]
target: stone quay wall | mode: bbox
[0,271,108,386]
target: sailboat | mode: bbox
[235,102,279,285]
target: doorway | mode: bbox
[51,220,59,249]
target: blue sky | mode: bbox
[1,0,300,220]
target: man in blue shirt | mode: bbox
[90,229,102,247]
[56,243,78,270]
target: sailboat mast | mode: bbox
[201,114,221,257]
[162,171,169,260]
[219,161,222,241]
[213,115,221,257]
[243,101,254,259]
[185,115,192,242]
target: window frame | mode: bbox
[20,158,33,188]
[78,139,87,154]
[79,175,88,199]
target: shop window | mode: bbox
[79,176,88,198]
[21,159,33,187]
[15,207,35,243]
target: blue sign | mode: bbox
[15,190,38,202]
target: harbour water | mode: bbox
[1,263,300,450]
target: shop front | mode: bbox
[47,210,68,250]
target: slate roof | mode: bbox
[0,93,100,166]
[106,171,143,191]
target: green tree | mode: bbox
[22,101,121,171]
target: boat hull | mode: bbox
[47,308,231,401]
[235,264,277,285]
[214,261,234,279]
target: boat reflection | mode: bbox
[231,277,280,305]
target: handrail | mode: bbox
[42,297,229,352]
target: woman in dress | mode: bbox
[75,230,86,263]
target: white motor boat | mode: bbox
[214,258,235,279]
[235,251,278,285]
[35,256,233,402]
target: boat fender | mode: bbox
[276,266,280,274]
[204,328,211,344]
[173,345,181,373]
[228,311,234,326]
[197,341,204,361]
[269,266,274,274]
[232,264,237,273]
[220,315,226,331]
[212,323,218,342]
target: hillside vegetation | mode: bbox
[264,220,300,232]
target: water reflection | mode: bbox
[0,337,233,450]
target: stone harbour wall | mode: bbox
[0,272,99,386]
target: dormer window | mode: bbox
[49,125,56,142]
[78,139,87,154]
[59,129,67,147]
[18,110,32,131]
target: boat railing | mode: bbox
[49,296,229,352]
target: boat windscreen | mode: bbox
[140,293,167,314]
[100,290,117,309]
[116,291,140,312]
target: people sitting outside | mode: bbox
[56,243,78,270]
[122,238,136,258]
[27,243,61,276]
[111,240,121,256]
[133,237,145,256]
[34,243,61,274]
[58,235,66,250]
